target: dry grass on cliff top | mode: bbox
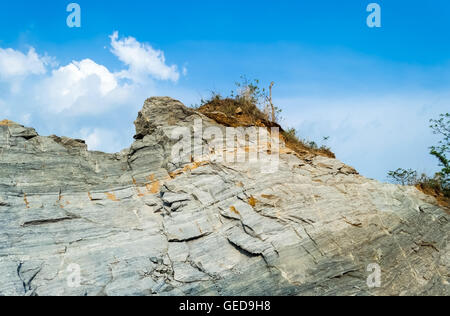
[196,96,335,159]
[0,119,15,126]
[416,181,450,210]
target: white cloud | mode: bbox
[79,127,125,152]
[37,58,123,114]
[23,32,183,115]
[0,47,49,80]
[110,31,180,83]
[0,32,186,153]
[55,59,117,96]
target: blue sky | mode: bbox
[0,0,449,181]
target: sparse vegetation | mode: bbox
[387,168,419,186]
[429,113,449,190]
[282,128,334,158]
[197,76,282,124]
[388,113,449,206]
[195,77,335,158]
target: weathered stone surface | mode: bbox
[0,97,448,296]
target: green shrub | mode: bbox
[388,113,450,201]
[387,168,418,186]
[430,113,449,190]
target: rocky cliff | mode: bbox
[0,97,448,296]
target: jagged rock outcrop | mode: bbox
[0,99,448,296]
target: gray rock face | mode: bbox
[0,99,448,296]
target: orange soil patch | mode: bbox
[136,174,161,195]
[248,196,257,207]
[169,161,209,179]
[230,206,240,216]
[416,184,449,210]
[261,194,277,200]
[0,119,14,127]
[24,193,30,209]
[105,193,120,202]
[132,177,146,197]
[148,181,161,194]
